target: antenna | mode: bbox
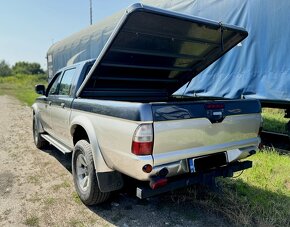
[89,0,93,25]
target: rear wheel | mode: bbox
[33,114,47,149]
[72,140,110,205]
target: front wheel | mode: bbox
[72,140,110,205]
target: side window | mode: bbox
[48,73,62,95]
[59,68,76,96]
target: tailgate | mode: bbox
[152,99,261,165]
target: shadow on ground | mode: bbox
[40,146,290,226]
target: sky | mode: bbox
[0,0,140,69]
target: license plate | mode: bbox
[188,152,227,173]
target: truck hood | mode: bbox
[77,3,248,99]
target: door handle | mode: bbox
[60,103,65,108]
[48,101,52,106]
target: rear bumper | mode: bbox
[148,144,258,179]
[136,160,252,199]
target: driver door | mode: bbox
[40,72,62,135]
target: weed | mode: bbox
[72,192,82,205]
[68,219,85,227]
[27,175,41,185]
[52,180,71,192]
[24,215,39,226]
[43,197,56,205]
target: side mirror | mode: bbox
[35,84,46,95]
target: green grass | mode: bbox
[262,108,288,133]
[0,74,47,106]
[52,180,71,192]
[72,192,82,205]
[183,149,290,226]
[24,215,40,226]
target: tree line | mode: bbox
[0,60,45,76]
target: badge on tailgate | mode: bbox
[205,103,225,123]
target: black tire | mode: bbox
[33,114,47,149]
[72,140,111,205]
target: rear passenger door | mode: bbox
[50,68,76,148]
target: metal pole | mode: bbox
[89,0,92,25]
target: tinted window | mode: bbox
[48,73,62,95]
[59,68,76,96]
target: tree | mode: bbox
[12,61,44,75]
[0,60,12,77]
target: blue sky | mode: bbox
[0,0,139,69]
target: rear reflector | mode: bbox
[150,178,168,190]
[142,164,153,173]
[131,124,153,155]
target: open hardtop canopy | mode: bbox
[77,3,248,99]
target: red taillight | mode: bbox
[132,141,153,155]
[131,124,153,155]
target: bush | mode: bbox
[0,60,12,77]
[12,61,44,75]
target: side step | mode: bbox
[41,134,71,154]
[136,161,252,199]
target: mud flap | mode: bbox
[96,171,124,192]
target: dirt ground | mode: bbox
[0,95,227,227]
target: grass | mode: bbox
[72,192,82,205]
[262,108,288,133]
[24,215,39,226]
[68,219,86,227]
[0,74,47,106]
[181,149,290,226]
[27,175,41,185]
[52,180,71,192]
[43,197,56,206]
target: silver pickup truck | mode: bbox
[32,4,261,205]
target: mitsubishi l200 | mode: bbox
[32,4,261,205]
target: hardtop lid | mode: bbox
[77,3,248,99]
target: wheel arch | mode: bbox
[70,116,112,173]
[32,103,44,133]
[70,115,124,192]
